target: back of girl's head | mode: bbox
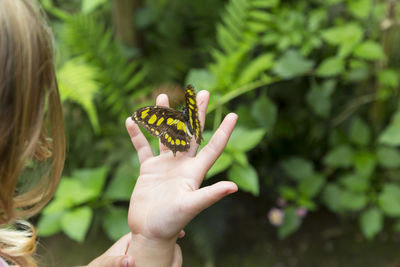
[0,0,65,265]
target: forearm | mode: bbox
[127,234,177,267]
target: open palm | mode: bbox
[125,90,238,241]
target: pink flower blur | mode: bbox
[268,207,284,226]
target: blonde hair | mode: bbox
[0,0,65,265]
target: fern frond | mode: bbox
[60,14,147,119]
[58,58,101,132]
[209,0,277,94]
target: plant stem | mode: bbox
[207,77,278,114]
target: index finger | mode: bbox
[194,113,238,178]
[126,117,154,164]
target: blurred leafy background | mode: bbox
[35,0,400,266]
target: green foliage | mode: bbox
[306,80,336,118]
[58,58,101,132]
[273,50,314,78]
[38,162,139,242]
[278,207,301,239]
[360,208,383,240]
[204,126,266,196]
[324,145,354,168]
[281,157,314,181]
[41,0,400,256]
[38,167,108,242]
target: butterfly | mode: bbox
[131,85,202,156]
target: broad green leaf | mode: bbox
[206,152,233,178]
[321,23,363,57]
[278,207,301,239]
[58,58,100,132]
[321,23,363,45]
[42,198,74,214]
[306,80,336,118]
[377,87,392,101]
[81,0,107,14]
[54,178,95,206]
[227,127,266,152]
[231,151,248,166]
[236,53,274,86]
[346,62,369,82]
[339,172,369,193]
[323,145,354,168]
[377,146,400,169]
[228,164,259,196]
[273,50,314,79]
[322,183,345,213]
[349,117,371,146]
[354,41,385,60]
[316,57,344,77]
[281,157,314,181]
[299,173,325,197]
[378,69,399,88]
[61,207,93,243]
[379,110,400,146]
[378,184,400,217]
[250,95,277,131]
[308,9,327,32]
[348,0,372,19]
[340,190,367,211]
[103,207,130,241]
[354,151,376,177]
[104,156,139,201]
[297,197,317,211]
[186,69,216,91]
[37,212,63,237]
[235,105,259,128]
[279,186,297,201]
[72,166,109,199]
[360,207,383,240]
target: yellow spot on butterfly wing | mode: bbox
[176,121,185,131]
[167,118,174,125]
[157,117,164,126]
[181,140,186,146]
[176,139,180,145]
[171,140,175,145]
[141,108,150,119]
[148,114,157,124]
[188,97,195,105]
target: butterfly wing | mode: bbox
[185,85,202,144]
[132,106,191,155]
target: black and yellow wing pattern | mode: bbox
[131,85,202,156]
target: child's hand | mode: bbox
[87,233,134,267]
[125,90,238,266]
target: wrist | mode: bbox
[127,233,178,267]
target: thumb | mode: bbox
[88,255,134,267]
[186,181,238,215]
